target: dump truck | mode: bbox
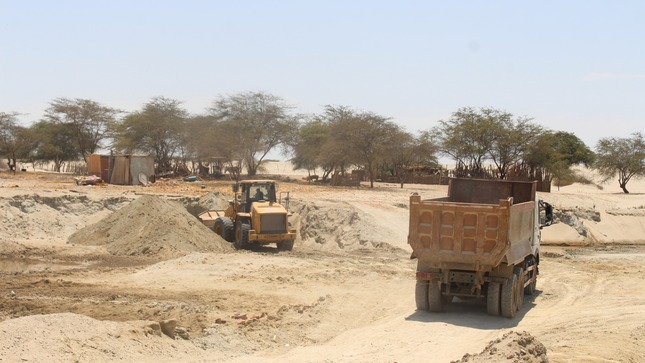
[199,180,296,251]
[409,178,552,318]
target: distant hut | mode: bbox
[87,154,155,185]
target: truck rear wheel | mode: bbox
[487,282,501,316]
[234,223,250,250]
[427,281,443,312]
[214,217,235,242]
[501,272,518,318]
[415,280,429,311]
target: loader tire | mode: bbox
[415,280,429,311]
[277,239,294,251]
[234,223,250,250]
[214,217,235,243]
[486,282,501,316]
[427,281,443,312]
[501,272,518,318]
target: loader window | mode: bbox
[251,184,268,201]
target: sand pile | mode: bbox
[0,194,130,244]
[171,190,231,217]
[67,195,232,257]
[0,313,214,362]
[453,331,548,363]
[291,199,407,252]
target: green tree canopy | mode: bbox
[111,97,188,173]
[209,91,298,177]
[594,133,645,193]
[30,120,81,172]
[0,112,35,173]
[45,98,120,163]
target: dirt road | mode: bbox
[1,171,644,362]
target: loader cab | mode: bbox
[235,181,278,213]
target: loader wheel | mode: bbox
[500,272,518,318]
[486,282,501,316]
[213,217,235,242]
[234,223,250,250]
[277,239,294,251]
[415,280,429,311]
[427,281,443,312]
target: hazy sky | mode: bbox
[1,1,643,150]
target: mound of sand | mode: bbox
[0,194,131,244]
[453,331,548,363]
[0,313,214,362]
[292,199,407,252]
[67,195,232,257]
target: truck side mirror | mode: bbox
[232,183,239,193]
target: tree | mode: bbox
[30,120,81,172]
[488,114,543,179]
[342,111,397,188]
[0,112,35,173]
[209,91,298,176]
[551,131,595,167]
[111,97,188,173]
[313,106,357,182]
[434,107,498,178]
[290,118,330,178]
[594,133,645,193]
[381,130,439,188]
[45,98,120,163]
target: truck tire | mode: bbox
[277,239,294,251]
[524,259,537,295]
[213,217,235,242]
[427,281,443,312]
[234,222,250,250]
[486,282,501,316]
[515,268,524,311]
[501,272,518,318]
[415,280,429,311]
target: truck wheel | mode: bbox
[515,268,524,311]
[277,239,294,251]
[486,282,501,316]
[524,260,537,295]
[234,223,250,250]
[501,273,518,318]
[427,281,443,312]
[415,280,429,311]
[213,217,235,242]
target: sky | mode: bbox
[1,0,644,152]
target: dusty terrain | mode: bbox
[1,162,644,362]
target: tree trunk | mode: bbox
[620,182,629,194]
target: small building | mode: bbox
[87,154,155,185]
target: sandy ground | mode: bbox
[1,161,644,362]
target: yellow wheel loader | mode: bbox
[199,180,296,251]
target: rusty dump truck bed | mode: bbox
[408,178,538,271]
